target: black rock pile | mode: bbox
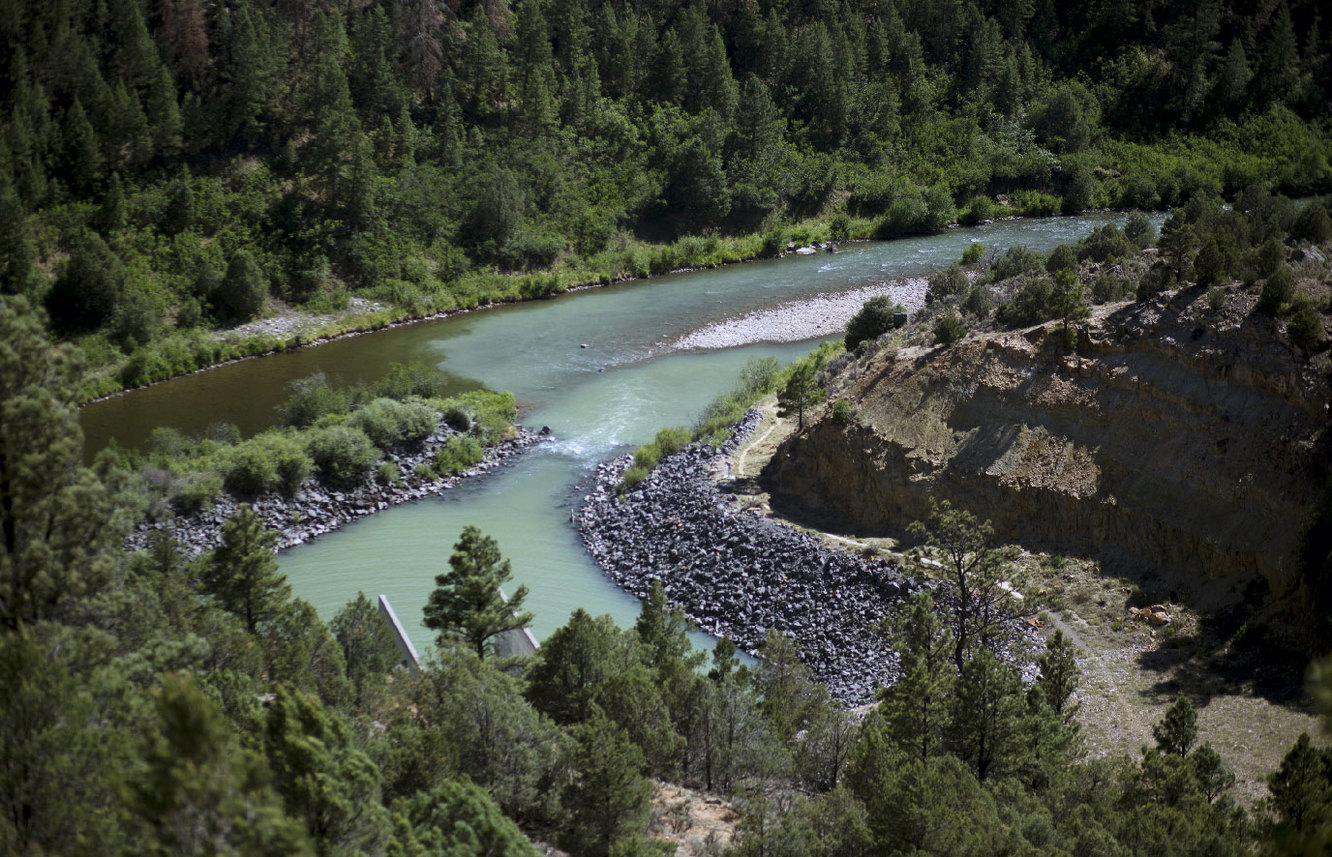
[576,412,920,705]
[126,429,547,558]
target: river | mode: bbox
[83,213,1159,653]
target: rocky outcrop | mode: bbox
[127,428,547,557]
[763,289,1331,613]
[576,413,919,704]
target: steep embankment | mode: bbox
[764,288,1331,614]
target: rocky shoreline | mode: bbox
[126,427,549,558]
[575,411,920,704]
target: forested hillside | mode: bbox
[1,0,1329,394]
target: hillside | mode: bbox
[763,252,1332,639]
[2,0,1330,396]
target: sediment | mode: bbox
[126,428,548,558]
[575,411,920,705]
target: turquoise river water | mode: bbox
[82,213,1159,654]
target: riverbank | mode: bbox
[575,410,920,705]
[126,427,549,558]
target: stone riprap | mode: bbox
[576,412,919,704]
[126,428,547,558]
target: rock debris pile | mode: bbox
[126,429,547,558]
[576,412,919,704]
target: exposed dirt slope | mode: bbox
[763,287,1331,616]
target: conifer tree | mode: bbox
[0,179,35,295]
[202,504,291,634]
[879,591,955,761]
[423,525,532,658]
[560,705,653,857]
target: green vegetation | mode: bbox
[118,362,516,514]
[845,294,907,350]
[1,0,1328,398]
[2,297,1331,856]
[424,525,533,658]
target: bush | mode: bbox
[997,277,1054,327]
[927,264,969,304]
[306,425,378,487]
[1079,224,1133,263]
[1287,296,1324,351]
[377,460,402,486]
[963,284,994,318]
[47,232,125,333]
[348,397,438,449]
[960,242,984,265]
[1124,212,1156,247]
[845,295,906,349]
[959,196,995,226]
[372,362,444,400]
[829,211,851,242]
[933,313,967,346]
[831,399,853,425]
[433,435,484,474]
[1206,286,1228,311]
[848,172,908,216]
[223,432,311,497]
[876,195,929,238]
[987,246,1046,283]
[442,404,472,433]
[172,470,223,514]
[1291,202,1331,244]
[1091,273,1129,304]
[1257,266,1295,316]
[632,426,692,471]
[214,249,268,323]
[738,356,781,396]
[445,390,516,444]
[280,372,350,428]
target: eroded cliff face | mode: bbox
[763,291,1331,610]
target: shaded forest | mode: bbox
[0,0,1329,394]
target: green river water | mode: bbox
[82,213,1159,653]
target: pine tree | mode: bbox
[99,172,127,232]
[0,179,35,295]
[330,592,399,701]
[146,63,183,156]
[776,361,824,429]
[907,499,1017,669]
[1153,694,1198,757]
[202,504,291,634]
[423,525,533,658]
[947,648,1026,781]
[560,705,653,857]
[62,98,103,192]
[1036,628,1080,720]
[216,249,268,322]
[879,591,955,761]
[128,673,313,856]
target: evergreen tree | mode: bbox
[216,249,269,322]
[879,591,955,761]
[330,592,399,700]
[1,298,124,629]
[423,525,533,658]
[1266,732,1332,844]
[1036,629,1080,720]
[61,98,103,192]
[201,504,291,634]
[777,361,824,429]
[46,231,125,333]
[128,673,312,856]
[0,179,35,295]
[396,779,540,856]
[947,648,1027,781]
[908,500,1017,669]
[99,172,127,232]
[1153,694,1198,757]
[560,705,653,857]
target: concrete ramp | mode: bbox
[377,594,421,673]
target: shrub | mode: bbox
[214,249,268,323]
[619,464,650,493]
[1287,296,1324,351]
[876,195,929,238]
[433,435,484,474]
[997,277,1054,327]
[933,313,967,346]
[1046,245,1078,274]
[845,295,906,349]
[739,356,781,396]
[1079,224,1133,262]
[377,460,402,486]
[447,390,516,444]
[959,196,995,226]
[1206,286,1228,311]
[223,432,312,496]
[927,265,969,304]
[47,232,125,333]
[848,172,907,216]
[1257,266,1295,316]
[963,284,994,318]
[988,246,1046,283]
[1124,212,1156,247]
[306,425,378,487]
[960,242,984,265]
[173,471,223,514]
[372,362,443,400]
[1091,273,1128,304]
[831,399,853,425]
[829,211,851,242]
[280,372,350,428]
[442,404,472,433]
[349,397,438,449]
[1291,202,1332,244]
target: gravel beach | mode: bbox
[672,277,928,350]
